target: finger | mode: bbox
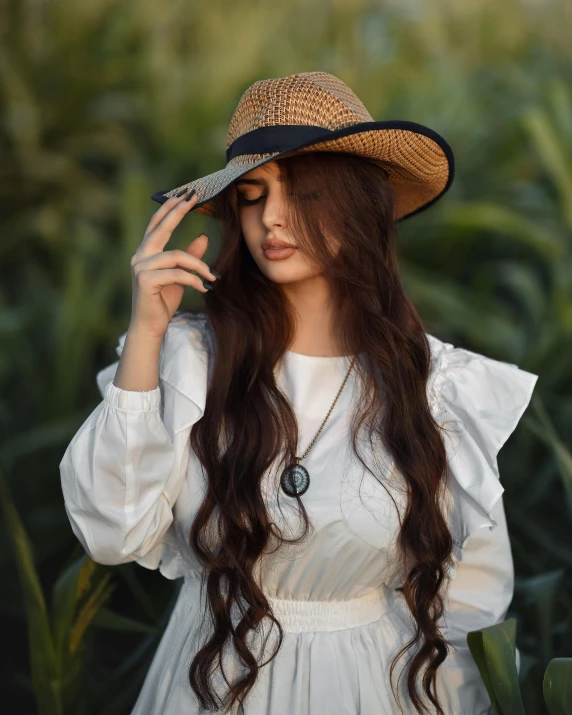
[139,267,209,293]
[137,190,199,258]
[131,231,208,273]
[133,248,217,282]
[147,190,199,244]
[185,233,209,257]
[136,189,197,256]
[144,188,195,238]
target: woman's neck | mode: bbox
[281,276,344,357]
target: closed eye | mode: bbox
[237,195,265,206]
[237,192,316,207]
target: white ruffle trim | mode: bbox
[426,334,538,577]
[132,526,196,581]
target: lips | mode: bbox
[261,239,297,250]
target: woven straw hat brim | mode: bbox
[151,119,454,223]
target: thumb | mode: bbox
[186,233,208,256]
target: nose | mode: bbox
[261,186,288,230]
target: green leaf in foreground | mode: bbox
[543,658,572,715]
[0,465,62,715]
[91,607,159,635]
[467,618,525,715]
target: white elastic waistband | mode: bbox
[266,587,387,633]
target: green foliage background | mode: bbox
[1,0,571,712]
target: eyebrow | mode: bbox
[233,174,286,187]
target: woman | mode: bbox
[60,72,538,715]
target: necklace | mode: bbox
[280,354,358,498]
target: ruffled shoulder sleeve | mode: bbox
[425,334,539,570]
[95,310,212,442]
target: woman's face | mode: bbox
[236,160,328,285]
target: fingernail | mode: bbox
[184,188,197,202]
[202,280,214,290]
[175,188,188,197]
[210,269,222,280]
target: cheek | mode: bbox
[240,209,255,231]
[240,209,264,241]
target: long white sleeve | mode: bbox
[59,312,210,568]
[435,496,517,714]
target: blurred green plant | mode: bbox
[468,619,572,715]
[0,464,159,714]
[1,0,571,712]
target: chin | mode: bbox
[262,268,306,284]
[261,265,319,286]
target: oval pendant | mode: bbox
[280,463,310,497]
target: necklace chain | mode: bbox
[295,354,358,463]
[280,353,359,498]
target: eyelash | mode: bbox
[237,192,315,206]
[237,195,265,206]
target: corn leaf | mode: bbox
[91,607,159,635]
[544,658,572,715]
[51,555,91,667]
[69,573,115,656]
[0,467,62,715]
[467,619,525,715]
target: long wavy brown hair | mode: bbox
[184,151,455,714]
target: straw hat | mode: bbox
[151,71,455,222]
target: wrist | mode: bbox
[127,323,166,344]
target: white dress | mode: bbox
[59,312,539,715]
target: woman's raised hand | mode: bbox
[128,189,218,339]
